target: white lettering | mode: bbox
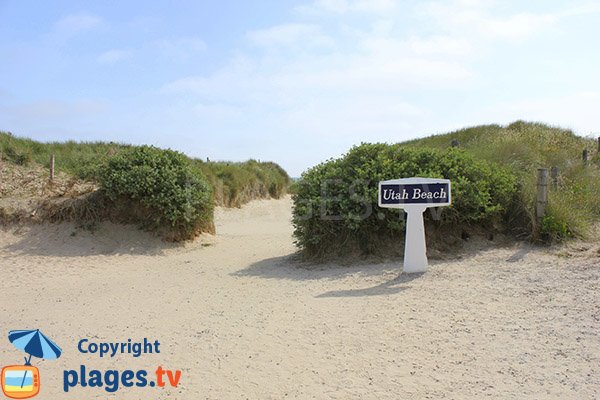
[411,187,448,201]
[386,186,447,202]
[383,189,393,201]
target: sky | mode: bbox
[1,0,599,176]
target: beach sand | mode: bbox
[1,196,599,399]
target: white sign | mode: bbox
[378,177,452,273]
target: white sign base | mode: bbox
[378,177,452,274]
[403,205,428,273]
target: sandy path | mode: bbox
[1,197,599,399]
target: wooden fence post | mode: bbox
[50,154,55,181]
[583,148,589,166]
[597,136,600,154]
[536,168,548,226]
[550,166,559,190]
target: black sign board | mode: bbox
[379,180,451,207]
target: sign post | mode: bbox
[378,177,451,273]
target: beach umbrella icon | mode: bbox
[8,329,62,363]
[7,329,62,388]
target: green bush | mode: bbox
[293,144,517,257]
[99,146,214,240]
[540,214,571,241]
[1,131,290,207]
[401,121,599,241]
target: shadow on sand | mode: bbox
[232,253,426,297]
[316,272,424,298]
[233,237,530,298]
[232,254,394,281]
[0,223,181,257]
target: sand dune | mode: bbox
[1,196,599,399]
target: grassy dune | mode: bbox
[196,160,290,208]
[0,131,290,239]
[292,121,600,258]
[0,131,290,207]
[404,121,600,239]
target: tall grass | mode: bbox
[0,131,290,208]
[405,121,600,240]
[0,131,127,179]
[196,160,290,207]
[292,121,599,258]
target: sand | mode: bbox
[1,196,599,399]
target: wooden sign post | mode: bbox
[378,177,452,273]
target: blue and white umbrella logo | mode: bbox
[8,329,62,364]
[7,329,62,389]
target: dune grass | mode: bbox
[0,131,290,208]
[196,160,290,207]
[293,121,600,258]
[0,132,125,179]
[404,121,600,240]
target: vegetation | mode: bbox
[196,160,290,207]
[0,131,290,205]
[0,131,291,239]
[293,121,600,257]
[404,121,600,240]
[0,132,125,179]
[293,145,517,257]
[99,146,214,240]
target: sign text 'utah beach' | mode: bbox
[378,178,451,273]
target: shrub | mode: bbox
[400,121,599,242]
[1,131,290,207]
[293,144,517,257]
[99,146,214,240]
[540,214,571,241]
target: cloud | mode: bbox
[97,49,132,65]
[296,0,396,14]
[53,13,103,36]
[165,13,473,102]
[155,37,207,60]
[279,96,428,139]
[163,47,471,104]
[418,1,600,41]
[158,1,598,175]
[162,3,473,167]
[407,36,473,55]
[246,23,334,49]
[162,54,278,105]
[192,103,244,120]
[558,3,600,18]
[484,13,558,39]
[418,1,559,40]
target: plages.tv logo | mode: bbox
[1,329,62,399]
